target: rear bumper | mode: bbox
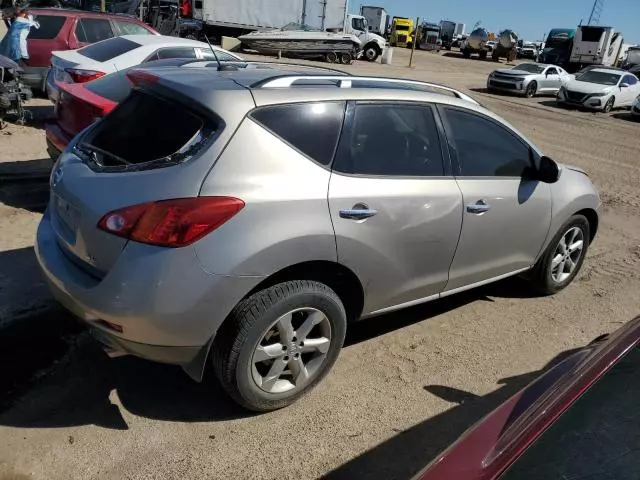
[21,66,49,91]
[45,121,72,160]
[35,208,264,368]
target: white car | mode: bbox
[47,35,243,101]
[557,67,640,112]
[488,63,571,97]
[632,95,640,118]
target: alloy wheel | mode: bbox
[550,227,584,283]
[251,308,332,394]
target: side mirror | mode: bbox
[536,156,561,184]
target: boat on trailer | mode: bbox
[239,23,361,64]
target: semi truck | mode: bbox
[538,28,575,67]
[461,27,491,59]
[390,16,413,48]
[439,20,456,50]
[360,5,388,36]
[193,0,349,38]
[569,25,623,71]
[417,22,441,51]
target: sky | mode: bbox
[350,0,640,44]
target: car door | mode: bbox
[328,102,463,315]
[619,75,639,105]
[438,106,552,292]
[74,17,115,47]
[542,67,561,91]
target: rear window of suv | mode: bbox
[79,36,140,62]
[29,15,66,40]
[82,91,211,167]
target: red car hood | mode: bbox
[416,315,640,480]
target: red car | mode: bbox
[415,315,640,480]
[22,8,157,92]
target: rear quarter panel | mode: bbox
[196,118,337,276]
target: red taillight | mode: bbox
[66,68,106,83]
[97,197,244,248]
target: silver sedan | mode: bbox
[487,63,572,97]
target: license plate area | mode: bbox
[55,194,79,242]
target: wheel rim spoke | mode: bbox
[254,343,285,363]
[276,313,295,344]
[568,239,583,253]
[289,356,310,387]
[551,254,563,270]
[551,227,584,283]
[300,337,330,354]
[261,358,287,392]
[296,311,325,341]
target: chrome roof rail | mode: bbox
[255,75,479,104]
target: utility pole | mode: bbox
[587,0,604,25]
[409,16,419,67]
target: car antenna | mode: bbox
[204,35,236,71]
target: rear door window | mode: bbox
[75,18,114,43]
[113,20,152,35]
[78,36,140,61]
[28,15,66,40]
[250,102,345,166]
[83,91,210,167]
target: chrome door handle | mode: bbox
[339,208,378,220]
[466,200,490,214]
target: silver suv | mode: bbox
[36,63,601,411]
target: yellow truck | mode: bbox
[390,16,414,48]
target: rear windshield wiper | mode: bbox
[74,142,132,168]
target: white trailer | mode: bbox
[360,6,388,36]
[569,25,623,69]
[194,0,348,34]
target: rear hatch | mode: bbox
[49,84,222,276]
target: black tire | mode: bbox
[603,96,615,113]
[363,44,380,62]
[525,81,537,98]
[326,51,338,63]
[212,280,347,411]
[340,52,352,64]
[530,215,590,295]
[462,48,471,58]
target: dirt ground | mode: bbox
[0,48,639,480]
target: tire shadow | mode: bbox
[0,159,51,213]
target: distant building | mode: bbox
[455,23,465,36]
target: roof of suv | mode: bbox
[131,62,482,109]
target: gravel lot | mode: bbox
[1,48,639,480]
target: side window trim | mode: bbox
[333,100,451,179]
[437,104,534,179]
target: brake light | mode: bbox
[65,68,106,83]
[97,197,244,247]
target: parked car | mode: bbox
[517,42,538,59]
[415,315,640,480]
[557,67,640,112]
[46,34,242,101]
[631,95,640,118]
[485,40,496,52]
[487,63,571,97]
[36,66,601,412]
[20,8,157,92]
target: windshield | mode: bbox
[395,25,410,31]
[627,50,640,65]
[351,17,366,32]
[578,71,621,85]
[514,64,544,73]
